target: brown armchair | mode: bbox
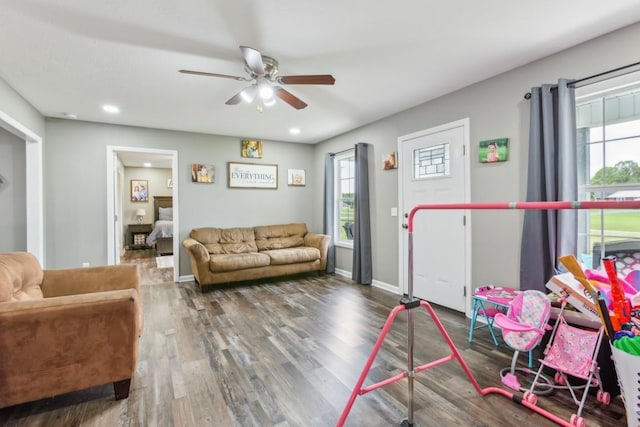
[0,252,142,408]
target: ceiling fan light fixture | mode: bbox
[259,84,274,100]
[263,98,276,107]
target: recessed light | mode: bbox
[143,162,152,167]
[289,127,301,135]
[102,104,120,114]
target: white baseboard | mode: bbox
[178,274,194,283]
[334,268,401,295]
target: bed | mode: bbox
[146,196,173,255]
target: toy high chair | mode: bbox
[494,290,553,392]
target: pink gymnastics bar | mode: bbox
[407,200,640,232]
[337,200,639,427]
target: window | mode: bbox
[335,150,355,246]
[413,143,450,179]
[576,80,640,273]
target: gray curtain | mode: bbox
[323,153,336,273]
[520,79,577,292]
[352,142,372,284]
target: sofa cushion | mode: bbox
[255,223,307,251]
[190,227,257,254]
[0,252,45,303]
[262,247,321,265]
[209,253,271,272]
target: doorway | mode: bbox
[398,118,471,313]
[0,111,43,263]
[106,146,179,283]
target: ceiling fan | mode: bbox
[179,46,335,112]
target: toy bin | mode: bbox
[610,344,640,427]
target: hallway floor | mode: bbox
[120,249,174,285]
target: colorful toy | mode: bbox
[526,298,610,423]
[602,256,632,331]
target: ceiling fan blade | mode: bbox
[273,87,308,110]
[179,69,248,81]
[277,75,336,85]
[226,85,257,105]
[240,46,266,76]
[225,91,243,105]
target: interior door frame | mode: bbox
[106,145,179,283]
[0,110,44,264]
[397,118,472,315]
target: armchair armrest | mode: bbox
[42,264,140,298]
[0,289,141,408]
[304,232,331,271]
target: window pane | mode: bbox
[576,86,640,269]
[413,143,450,179]
[335,153,356,242]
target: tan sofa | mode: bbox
[182,223,330,291]
[0,252,142,408]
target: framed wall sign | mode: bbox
[228,162,278,189]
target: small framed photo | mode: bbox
[288,169,306,186]
[131,179,149,202]
[383,152,397,170]
[479,138,508,163]
[241,140,263,158]
[191,164,214,183]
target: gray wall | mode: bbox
[43,119,316,274]
[0,76,45,138]
[3,22,639,287]
[312,22,640,291]
[0,127,26,252]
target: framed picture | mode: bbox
[228,162,277,189]
[383,151,397,170]
[191,164,214,183]
[288,169,306,186]
[130,179,149,202]
[241,140,263,158]
[479,138,508,163]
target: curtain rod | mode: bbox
[330,147,354,156]
[523,60,640,99]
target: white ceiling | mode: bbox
[2,1,640,145]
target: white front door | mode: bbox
[398,119,470,313]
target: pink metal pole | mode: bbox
[407,200,640,232]
[337,200,639,426]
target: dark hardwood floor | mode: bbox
[0,262,627,426]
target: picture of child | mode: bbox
[191,163,214,183]
[485,142,500,162]
[479,138,508,163]
[242,140,263,158]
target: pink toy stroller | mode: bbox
[524,298,609,427]
[494,290,553,393]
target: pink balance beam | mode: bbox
[407,200,640,232]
